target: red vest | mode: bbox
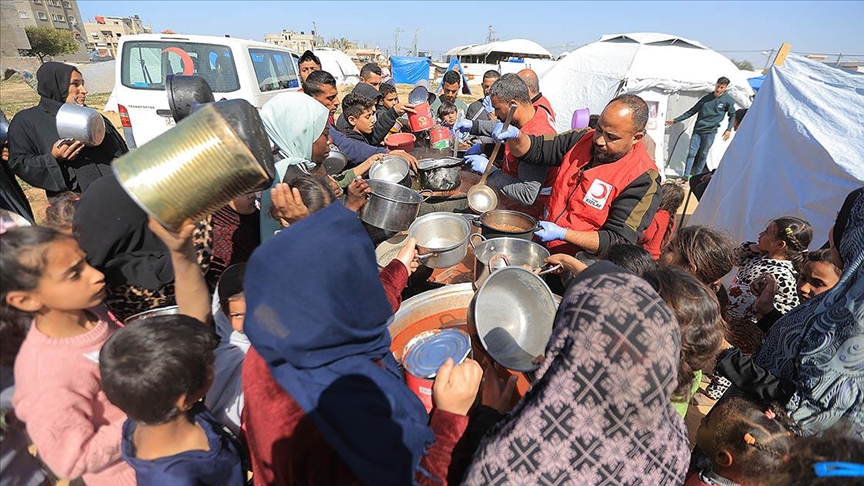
[544,132,657,254]
[533,95,556,125]
[502,109,558,217]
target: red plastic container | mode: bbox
[402,329,472,412]
[384,133,416,152]
[407,101,434,132]
[429,127,451,150]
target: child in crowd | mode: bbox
[768,425,864,486]
[643,266,725,418]
[43,191,79,234]
[640,181,686,259]
[437,101,470,147]
[340,91,379,146]
[661,224,736,298]
[100,316,245,485]
[203,192,260,292]
[605,242,659,276]
[725,217,812,355]
[2,227,137,484]
[378,83,406,134]
[797,248,842,302]
[689,398,796,486]
[206,263,250,434]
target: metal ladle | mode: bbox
[466,103,517,213]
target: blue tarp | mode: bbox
[436,58,472,95]
[748,75,765,92]
[391,56,430,84]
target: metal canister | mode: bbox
[402,328,472,412]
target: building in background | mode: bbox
[264,30,323,53]
[5,0,88,64]
[84,15,151,58]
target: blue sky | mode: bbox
[79,1,864,66]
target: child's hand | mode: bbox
[751,273,778,317]
[481,365,517,415]
[345,177,371,212]
[388,150,418,173]
[395,237,420,276]
[327,175,343,199]
[271,183,309,227]
[393,103,416,116]
[355,153,385,177]
[148,216,194,253]
[433,357,483,416]
[545,254,587,276]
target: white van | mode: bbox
[115,34,301,148]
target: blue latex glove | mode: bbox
[465,143,484,156]
[482,95,494,114]
[491,122,520,143]
[534,221,567,243]
[465,154,490,174]
[454,119,473,133]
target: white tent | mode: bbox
[314,48,360,85]
[445,39,552,63]
[540,33,754,175]
[691,53,864,250]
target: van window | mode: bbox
[121,41,240,92]
[249,48,300,92]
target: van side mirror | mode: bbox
[166,75,215,123]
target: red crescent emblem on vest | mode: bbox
[591,183,609,199]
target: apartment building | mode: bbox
[263,30,323,53]
[9,0,88,61]
[83,15,151,58]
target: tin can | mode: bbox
[402,328,472,412]
[429,127,451,150]
[408,101,434,132]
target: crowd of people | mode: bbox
[0,52,861,486]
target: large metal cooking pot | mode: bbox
[417,157,462,191]
[474,210,540,240]
[166,74,215,122]
[322,145,348,175]
[361,179,431,232]
[124,305,180,325]
[368,155,412,187]
[471,236,561,289]
[408,212,472,269]
[472,267,556,372]
[56,103,106,147]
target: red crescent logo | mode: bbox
[592,183,609,199]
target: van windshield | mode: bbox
[121,41,240,92]
[249,48,300,92]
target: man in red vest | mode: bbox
[492,94,661,256]
[518,69,555,126]
[455,74,557,217]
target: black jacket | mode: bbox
[7,62,127,195]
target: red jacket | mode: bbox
[502,108,559,217]
[532,94,556,125]
[241,261,469,485]
[520,130,660,255]
[639,209,675,259]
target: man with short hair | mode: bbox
[666,76,736,178]
[456,74,556,216]
[430,70,469,116]
[517,68,555,125]
[298,50,321,83]
[359,63,382,89]
[494,94,661,256]
[466,70,501,121]
[302,70,386,164]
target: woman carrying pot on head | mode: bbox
[241,200,483,485]
[258,93,380,241]
[460,261,691,485]
[7,62,127,195]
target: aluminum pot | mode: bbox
[369,155,412,187]
[474,210,540,240]
[124,305,180,325]
[361,179,431,232]
[322,145,348,175]
[470,236,561,289]
[407,212,472,269]
[56,103,106,146]
[417,157,462,191]
[472,267,556,372]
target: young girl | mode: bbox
[1,227,136,485]
[43,191,79,235]
[640,180,685,259]
[796,248,842,303]
[725,217,812,355]
[689,398,797,486]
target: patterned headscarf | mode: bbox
[755,187,864,435]
[463,262,690,485]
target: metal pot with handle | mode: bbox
[368,155,412,187]
[361,179,432,232]
[470,235,562,289]
[473,210,539,241]
[408,212,472,269]
[417,157,462,191]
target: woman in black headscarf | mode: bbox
[6,62,127,195]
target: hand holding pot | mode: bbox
[433,357,483,416]
[395,237,420,276]
[491,122,520,143]
[389,150,418,173]
[52,139,85,162]
[355,153,385,177]
[345,177,371,212]
[454,119,474,133]
[534,221,567,243]
[545,254,587,276]
[481,366,517,415]
[394,102,417,116]
[465,154,490,174]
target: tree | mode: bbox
[23,26,79,63]
[732,59,755,71]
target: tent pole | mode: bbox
[772,43,792,67]
[679,181,694,228]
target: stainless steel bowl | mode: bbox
[473,267,556,372]
[56,103,106,147]
[323,145,348,175]
[369,155,411,186]
[408,212,472,269]
[124,305,180,325]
